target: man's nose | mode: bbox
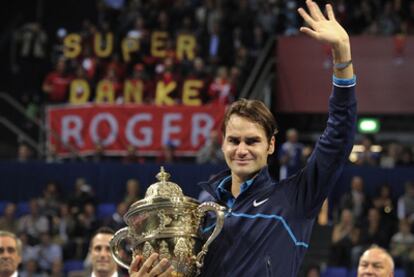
[236,142,248,154]
[100,249,111,256]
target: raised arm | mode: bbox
[281,0,357,218]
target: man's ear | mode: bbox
[268,136,275,154]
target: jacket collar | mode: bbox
[198,166,274,201]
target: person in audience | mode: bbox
[91,143,107,163]
[20,259,46,277]
[37,181,61,217]
[207,66,234,105]
[122,145,146,165]
[278,128,304,180]
[156,141,178,164]
[352,208,391,267]
[304,264,320,277]
[101,65,123,103]
[87,227,120,277]
[50,202,76,259]
[380,142,401,168]
[123,179,141,207]
[397,181,414,227]
[357,245,394,277]
[48,260,63,277]
[355,135,380,166]
[0,203,18,234]
[338,176,369,224]
[365,208,392,247]
[74,203,99,240]
[18,233,38,268]
[196,130,224,164]
[17,199,49,244]
[0,231,22,277]
[201,21,232,67]
[68,178,96,216]
[371,183,398,235]
[36,232,62,274]
[105,202,128,231]
[390,218,414,276]
[16,142,34,162]
[330,209,360,267]
[72,203,99,259]
[397,147,414,166]
[42,57,72,103]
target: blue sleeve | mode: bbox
[281,83,357,218]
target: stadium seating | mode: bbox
[97,203,116,220]
[63,259,84,274]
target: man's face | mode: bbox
[0,236,21,276]
[222,115,274,182]
[352,177,364,192]
[90,233,117,276]
[357,249,393,277]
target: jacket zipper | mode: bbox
[265,256,273,277]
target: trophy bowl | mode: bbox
[110,167,225,277]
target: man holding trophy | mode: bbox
[125,0,356,276]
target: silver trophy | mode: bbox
[110,167,225,276]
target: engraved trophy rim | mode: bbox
[124,196,200,223]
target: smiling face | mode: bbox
[90,233,117,276]
[222,115,275,185]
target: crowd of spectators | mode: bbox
[330,177,414,275]
[11,0,414,106]
[0,178,141,275]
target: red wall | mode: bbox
[276,36,414,114]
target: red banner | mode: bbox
[46,104,226,157]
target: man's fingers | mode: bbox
[130,255,143,273]
[297,8,315,29]
[159,265,175,277]
[148,258,172,277]
[138,253,159,275]
[306,0,324,21]
[325,4,335,21]
[299,27,318,40]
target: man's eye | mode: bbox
[245,139,259,145]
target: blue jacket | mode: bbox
[198,83,357,277]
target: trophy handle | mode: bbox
[110,227,131,270]
[195,201,225,269]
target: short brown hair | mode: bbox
[221,99,278,142]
